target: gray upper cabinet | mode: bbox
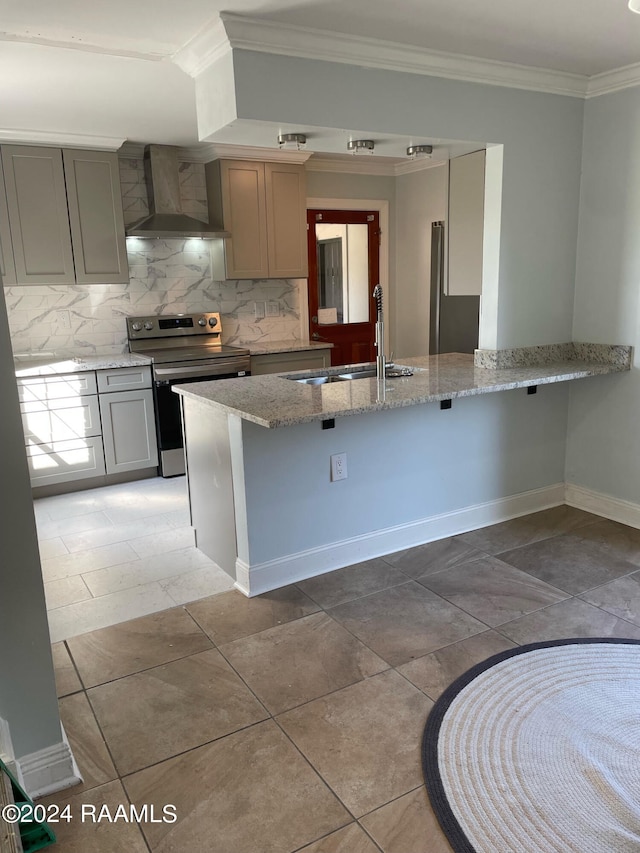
[0,144,129,286]
[207,159,308,280]
[0,158,16,285]
[64,149,129,284]
[1,145,76,284]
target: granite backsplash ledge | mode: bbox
[475,342,633,369]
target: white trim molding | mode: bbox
[0,129,126,150]
[172,12,640,101]
[181,142,312,164]
[17,726,82,799]
[235,482,565,596]
[565,483,640,529]
[218,13,588,98]
[306,156,446,177]
[586,62,640,98]
[172,17,231,77]
[0,717,23,790]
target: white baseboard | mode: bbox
[565,483,640,530]
[236,482,566,596]
[17,724,82,799]
[0,717,24,790]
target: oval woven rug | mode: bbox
[422,638,640,853]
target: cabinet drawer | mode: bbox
[25,436,105,486]
[21,395,101,443]
[97,365,152,393]
[16,371,97,401]
[250,350,331,375]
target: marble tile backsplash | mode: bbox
[5,158,305,357]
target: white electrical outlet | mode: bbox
[254,301,266,319]
[266,300,280,317]
[55,309,71,330]
[330,452,348,482]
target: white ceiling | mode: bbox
[0,1,639,157]
[1,0,639,76]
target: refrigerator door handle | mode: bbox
[430,221,444,355]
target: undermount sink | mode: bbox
[336,369,377,380]
[291,366,414,384]
[293,374,349,385]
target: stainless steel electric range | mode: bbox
[127,312,250,477]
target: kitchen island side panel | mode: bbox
[182,396,238,579]
[239,383,570,568]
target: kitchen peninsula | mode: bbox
[175,347,631,596]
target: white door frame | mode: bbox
[306,198,390,355]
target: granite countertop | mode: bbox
[173,352,631,429]
[14,353,151,378]
[243,340,334,355]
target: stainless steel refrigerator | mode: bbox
[429,220,480,355]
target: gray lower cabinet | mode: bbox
[97,366,158,475]
[18,365,158,488]
[250,349,331,375]
[0,144,129,286]
[99,388,158,475]
[18,371,106,487]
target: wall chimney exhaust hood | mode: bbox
[126,145,229,239]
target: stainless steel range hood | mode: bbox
[125,145,229,239]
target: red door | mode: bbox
[307,209,380,367]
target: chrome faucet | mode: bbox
[373,284,385,385]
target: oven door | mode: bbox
[153,359,250,477]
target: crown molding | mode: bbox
[118,141,311,163]
[172,17,230,77]
[0,32,169,61]
[118,141,145,158]
[305,155,447,176]
[586,61,640,98]
[217,12,589,98]
[170,12,640,101]
[306,157,397,176]
[119,141,444,173]
[394,157,448,175]
[179,142,312,163]
[0,129,125,150]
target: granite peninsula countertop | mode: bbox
[14,352,151,378]
[173,351,632,429]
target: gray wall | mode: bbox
[0,285,62,758]
[241,384,569,565]
[395,165,448,357]
[232,50,585,349]
[565,87,640,502]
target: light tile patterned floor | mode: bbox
[35,476,234,642]
[40,503,640,852]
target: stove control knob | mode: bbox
[131,322,142,332]
[144,321,154,331]
[208,317,218,327]
[198,317,207,327]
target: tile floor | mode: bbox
[34,476,235,642]
[41,502,640,852]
